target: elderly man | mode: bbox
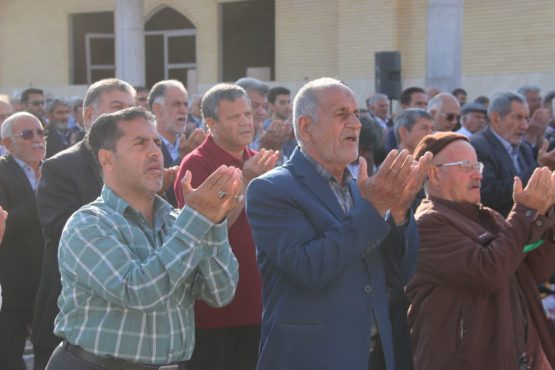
[394,109,435,154]
[0,96,14,155]
[407,131,555,370]
[456,102,488,138]
[471,92,539,217]
[47,107,240,370]
[385,87,428,152]
[148,80,206,206]
[246,77,431,370]
[367,93,391,130]
[45,99,71,158]
[31,78,137,369]
[175,83,278,370]
[427,92,461,132]
[0,112,46,369]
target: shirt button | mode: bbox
[525,211,532,217]
[536,220,542,226]
[364,284,372,293]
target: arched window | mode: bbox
[145,7,196,89]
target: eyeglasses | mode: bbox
[441,112,461,122]
[30,100,45,107]
[436,160,484,174]
[12,128,49,140]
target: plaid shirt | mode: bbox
[55,186,238,365]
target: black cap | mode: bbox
[460,102,487,116]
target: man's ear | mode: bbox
[2,138,13,153]
[152,102,163,117]
[297,116,312,143]
[489,111,499,127]
[97,148,113,173]
[204,117,216,133]
[83,106,94,130]
[427,165,440,186]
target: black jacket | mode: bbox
[31,140,102,350]
[0,155,43,312]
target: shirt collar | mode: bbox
[101,185,173,229]
[299,148,353,185]
[491,128,519,154]
[204,135,254,166]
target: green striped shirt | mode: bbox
[55,186,238,365]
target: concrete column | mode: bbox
[426,0,463,91]
[115,0,145,86]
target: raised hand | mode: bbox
[160,166,179,195]
[513,167,555,215]
[181,165,243,223]
[258,120,292,150]
[358,149,414,217]
[389,151,433,222]
[179,128,207,158]
[242,148,279,185]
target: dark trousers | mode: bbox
[0,309,31,370]
[46,344,101,370]
[186,325,260,370]
[33,344,58,370]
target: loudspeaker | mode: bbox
[375,51,401,100]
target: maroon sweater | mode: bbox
[174,135,262,328]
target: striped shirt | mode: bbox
[54,186,238,365]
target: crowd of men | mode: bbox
[0,76,555,370]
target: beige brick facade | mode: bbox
[1,0,555,104]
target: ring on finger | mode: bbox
[217,190,228,200]
[235,194,244,202]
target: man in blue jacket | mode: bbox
[246,78,431,370]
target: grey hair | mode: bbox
[147,79,187,110]
[201,83,249,121]
[488,91,526,119]
[427,92,458,112]
[46,98,68,114]
[393,108,434,143]
[517,85,540,97]
[1,111,39,140]
[235,77,269,96]
[367,93,388,107]
[83,78,135,109]
[292,77,346,146]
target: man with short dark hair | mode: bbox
[21,87,46,122]
[0,112,46,370]
[385,87,428,152]
[31,78,137,369]
[47,107,240,370]
[175,83,278,370]
[394,109,435,153]
[267,86,291,123]
[451,87,468,107]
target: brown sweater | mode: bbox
[407,196,555,370]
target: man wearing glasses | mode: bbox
[21,87,46,123]
[407,131,555,369]
[427,92,461,132]
[0,112,47,369]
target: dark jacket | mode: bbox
[31,140,103,351]
[0,155,43,312]
[407,197,555,370]
[471,128,536,217]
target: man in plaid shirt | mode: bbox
[46,107,241,370]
